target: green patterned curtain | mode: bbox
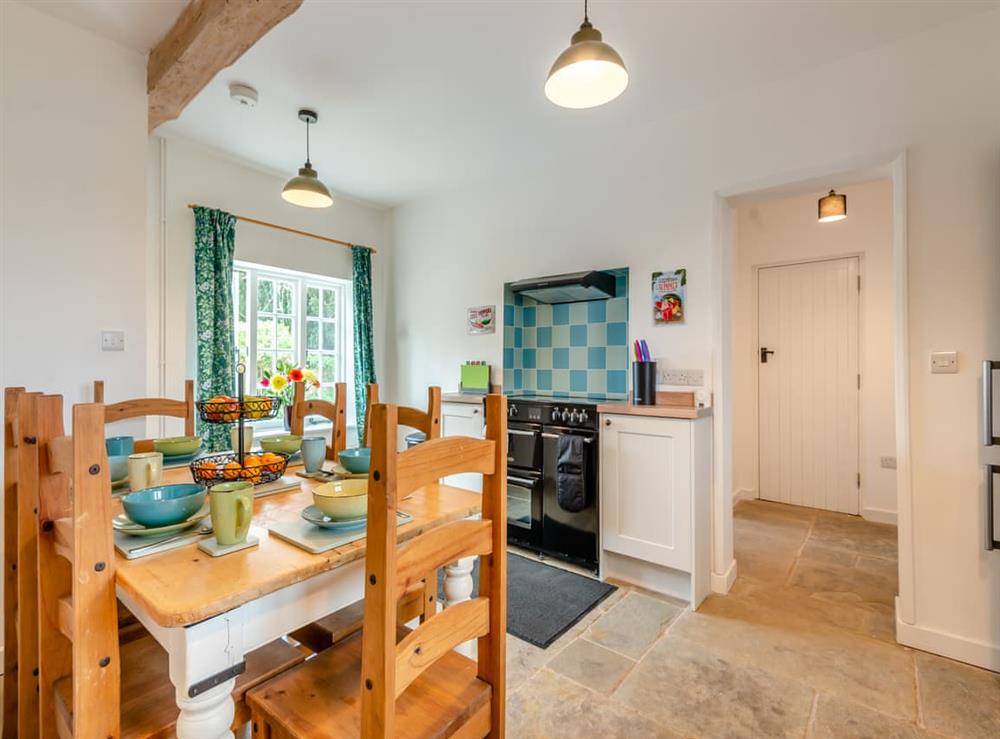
[194,207,237,451]
[351,245,376,446]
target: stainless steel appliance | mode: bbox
[506,394,599,570]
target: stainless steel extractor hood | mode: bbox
[509,271,617,304]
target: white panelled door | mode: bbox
[758,257,860,514]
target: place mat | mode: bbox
[269,511,412,554]
[198,533,260,557]
[114,527,207,560]
[252,475,301,498]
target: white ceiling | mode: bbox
[40,0,995,206]
[19,0,186,52]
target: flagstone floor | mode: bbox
[505,499,1000,738]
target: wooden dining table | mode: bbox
[113,464,482,739]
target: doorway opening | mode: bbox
[723,175,902,633]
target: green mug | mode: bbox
[209,481,254,546]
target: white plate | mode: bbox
[300,505,367,531]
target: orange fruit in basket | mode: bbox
[261,452,284,473]
[223,462,240,480]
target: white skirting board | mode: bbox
[861,506,898,525]
[895,599,1000,672]
[711,558,737,594]
[732,488,757,505]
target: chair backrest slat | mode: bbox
[395,436,495,499]
[290,381,348,460]
[395,519,492,593]
[360,394,507,738]
[3,387,25,739]
[93,379,196,440]
[363,384,442,448]
[393,597,490,698]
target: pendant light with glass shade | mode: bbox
[818,189,847,222]
[545,0,628,109]
[282,109,333,208]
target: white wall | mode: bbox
[147,135,391,436]
[1,1,148,424]
[391,10,1000,668]
[732,180,896,521]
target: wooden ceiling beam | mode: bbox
[147,0,303,132]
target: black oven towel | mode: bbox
[556,434,588,513]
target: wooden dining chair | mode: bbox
[289,384,444,654]
[289,380,348,460]
[362,383,443,448]
[248,394,508,738]
[93,379,196,452]
[28,394,306,737]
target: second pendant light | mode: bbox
[545,0,628,109]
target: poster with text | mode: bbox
[467,305,496,334]
[652,269,686,323]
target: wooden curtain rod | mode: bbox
[187,204,376,254]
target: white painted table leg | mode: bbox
[443,556,477,657]
[175,680,236,739]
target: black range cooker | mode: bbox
[505,394,599,571]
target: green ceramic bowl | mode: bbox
[153,435,202,457]
[338,447,371,474]
[260,435,302,454]
[313,479,368,520]
[122,484,207,527]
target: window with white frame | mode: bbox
[232,261,353,427]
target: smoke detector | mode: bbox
[229,83,258,108]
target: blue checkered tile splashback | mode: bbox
[503,268,629,399]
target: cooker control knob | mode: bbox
[510,405,519,417]
[551,408,560,422]
[560,410,570,422]
[579,410,589,424]
[569,410,580,423]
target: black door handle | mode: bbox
[760,347,775,363]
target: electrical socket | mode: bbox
[658,368,705,387]
[880,456,897,469]
[100,330,125,352]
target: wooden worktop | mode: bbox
[597,391,712,419]
[114,465,482,628]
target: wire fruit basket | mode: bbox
[195,396,280,423]
[191,450,290,487]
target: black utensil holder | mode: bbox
[632,361,657,405]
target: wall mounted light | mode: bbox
[282,109,333,209]
[818,189,847,222]
[545,0,628,109]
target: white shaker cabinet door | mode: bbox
[601,414,692,571]
[441,401,485,492]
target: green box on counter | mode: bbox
[460,363,490,394]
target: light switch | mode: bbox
[930,351,957,374]
[101,330,125,352]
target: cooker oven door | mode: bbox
[507,472,543,547]
[508,425,542,471]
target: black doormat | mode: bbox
[437,552,616,648]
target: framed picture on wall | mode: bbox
[467,305,496,334]
[652,269,686,323]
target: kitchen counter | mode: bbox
[597,391,711,419]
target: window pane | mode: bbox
[276,318,294,350]
[257,316,274,349]
[236,271,247,322]
[257,279,274,313]
[236,321,248,355]
[277,282,294,315]
[306,287,320,317]
[306,320,319,350]
[322,289,336,319]
[322,322,335,351]
[257,353,274,381]
[322,355,336,383]
[320,385,334,402]
[277,352,295,371]
[306,351,320,374]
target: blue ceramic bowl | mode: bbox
[338,447,371,474]
[105,436,134,457]
[122,484,207,527]
[107,454,129,483]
